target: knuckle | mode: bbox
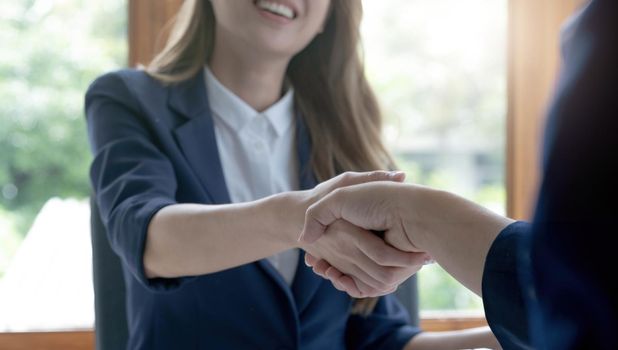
[367,170,381,180]
[373,245,391,265]
[305,203,318,218]
[380,268,397,285]
[328,218,344,232]
[330,187,346,201]
[340,172,353,183]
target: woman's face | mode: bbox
[210,0,332,59]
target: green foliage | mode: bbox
[0,208,21,279]
[365,0,508,311]
[418,264,484,310]
[0,0,126,236]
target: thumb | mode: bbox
[298,189,344,244]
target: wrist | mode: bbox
[269,190,313,249]
[398,184,445,252]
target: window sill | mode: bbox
[0,315,490,350]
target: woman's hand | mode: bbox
[278,171,407,246]
[301,219,429,297]
[277,171,426,297]
[298,181,428,296]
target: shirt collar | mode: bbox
[204,66,295,137]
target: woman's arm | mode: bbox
[406,326,501,350]
[144,192,303,278]
[143,171,422,283]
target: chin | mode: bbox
[249,32,309,59]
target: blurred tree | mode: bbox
[0,0,126,234]
[361,0,507,311]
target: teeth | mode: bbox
[256,0,295,19]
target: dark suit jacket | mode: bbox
[85,69,420,349]
[482,0,618,348]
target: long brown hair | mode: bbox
[147,0,393,315]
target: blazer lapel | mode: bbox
[169,73,231,204]
[290,115,325,312]
[171,76,322,311]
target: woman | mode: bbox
[86,0,499,348]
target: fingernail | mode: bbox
[423,258,435,265]
[390,171,405,179]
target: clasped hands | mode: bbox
[295,171,431,298]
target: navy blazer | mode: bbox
[85,69,420,349]
[482,0,618,349]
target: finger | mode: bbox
[423,255,436,265]
[329,276,349,294]
[324,267,350,293]
[335,171,406,188]
[329,280,347,292]
[358,234,430,267]
[336,275,363,298]
[324,265,344,280]
[350,242,427,289]
[347,260,397,293]
[300,190,345,244]
[352,277,381,298]
[312,259,332,276]
[317,254,392,295]
[299,171,405,244]
[326,266,398,296]
[309,256,386,296]
[378,284,398,296]
[304,252,319,267]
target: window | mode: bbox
[0,0,126,332]
[361,0,507,314]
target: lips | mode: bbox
[254,0,297,20]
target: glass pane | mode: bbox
[0,0,126,331]
[362,0,507,312]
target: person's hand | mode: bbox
[283,171,426,297]
[300,219,428,297]
[299,181,412,245]
[299,181,432,296]
[301,180,511,297]
[282,171,407,242]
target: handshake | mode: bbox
[293,170,510,298]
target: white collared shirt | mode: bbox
[205,67,299,286]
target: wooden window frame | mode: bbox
[0,1,586,349]
[506,0,585,220]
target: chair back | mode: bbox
[90,197,129,350]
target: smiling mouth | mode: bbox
[254,0,297,20]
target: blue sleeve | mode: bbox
[85,72,189,292]
[482,221,533,349]
[345,294,421,350]
[525,0,618,348]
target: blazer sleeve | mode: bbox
[345,294,421,350]
[482,221,533,349]
[525,0,618,348]
[85,72,185,291]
